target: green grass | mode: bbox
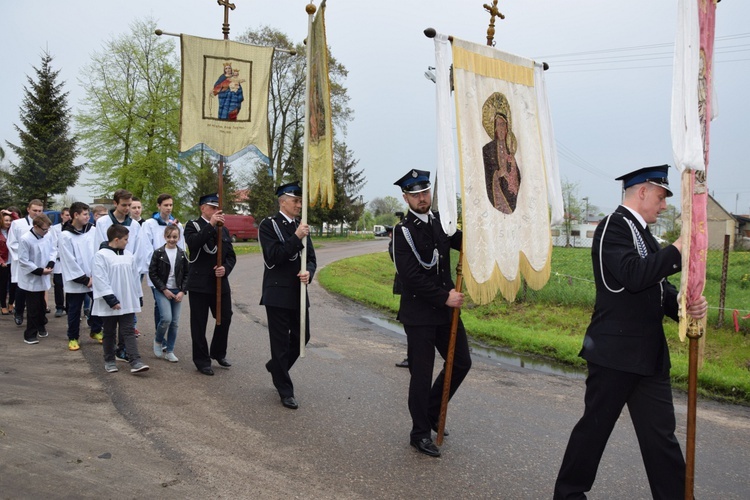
[318,248,750,404]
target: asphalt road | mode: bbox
[1,239,749,499]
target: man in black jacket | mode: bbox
[392,169,471,458]
[258,182,317,410]
[554,165,708,499]
[184,193,236,376]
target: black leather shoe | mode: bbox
[265,360,272,373]
[14,315,23,326]
[198,367,214,376]
[431,426,449,437]
[395,358,409,368]
[215,358,232,367]
[410,437,441,457]
[281,396,298,409]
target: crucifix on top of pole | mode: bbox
[217,0,236,40]
[484,0,505,47]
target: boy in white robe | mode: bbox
[18,215,55,344]
[92,224,148,374]
[59,202,98,351]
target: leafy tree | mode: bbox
[5,51,79,208]
[236,26,353,185]
[369,196,405,217]
[246,162,277,220]
[76,17,185,209]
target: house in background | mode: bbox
[706,194,736,250]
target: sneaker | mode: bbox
[83,308,91,320]
[134,328,141,338]
[164,352,179,363]
[55,308,65,317]
[14,314,23,326]
[90,330,103,343]
[130,361,149,373]
[37,329,48,338]
[115,349,130,363]
[68,339,80,351]
[162,344,167,352]
[104,361,118,373]
[153,340,164,358]
[23,337,39,345]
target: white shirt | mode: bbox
[91,247,143,317]
[7,216,32,283]
[18,229,54,292]
[59,226,96,294]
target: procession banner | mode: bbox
[180,34,273,160]
[671,0,717,341]
[307,0,335,208]
[451,38,554,304]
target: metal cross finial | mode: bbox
[484,0,505,46]
[217,0,236,40]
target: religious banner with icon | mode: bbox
[179,34,274,160]
[450,38,555,304]
[671,0,717,341]
[306,0,335,208]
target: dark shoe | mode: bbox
[115,349,130,363]
[215,358,232,367]
[265,360,272,373]
[198,367,214,376]
[432,426,449,437]
[14,314,23,326]
[281,396,299,409]
[37,329,48,338]
[410,437,441,457]
[23,337,39,345]
[55,308,65,317]
[395,358,409,368]
[45,307,51,313]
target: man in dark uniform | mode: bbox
[184,193,236,376]
[258,182,317,410]
[392,169,472,458]
[553,165,708,499]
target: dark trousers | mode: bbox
[14,286,26,318]
[102,313,140,365]
[53,273,65,310]
[265,305,310,398]
[404,319,472,441]
[65,292,92,340]
[189,290,232,370]
[23,290,47,341]
[0,264,10,308]
[553,362,686,500]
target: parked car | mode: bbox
[374,225,393,237]
[222,214,258,242]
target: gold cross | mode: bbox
[484,0,505,46]
[217,0,236,39]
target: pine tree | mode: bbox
[5,51,79,208]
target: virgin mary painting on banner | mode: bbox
[449,38,560,304]
[180,34,274,162]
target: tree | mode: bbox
[5,51,79,208]
[369,196,405,217]
[236,26,353,185]
[561,179,584,247]
[184,152,239,218]
[246,162,277,220]
[308,141,366,229]
[659,203,681,243]
[76,17,186,212]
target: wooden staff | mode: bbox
[685,322,703,499]
[436,257,463,446]
[212,0,234,324]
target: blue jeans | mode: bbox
[153,288,182,353]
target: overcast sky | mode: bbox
[1,1,748,216]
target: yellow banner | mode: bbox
[180,35,273,158]
[307,0,335,208]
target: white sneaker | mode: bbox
[164,352,179,363]
[153,340,163,358]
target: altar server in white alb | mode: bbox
[92,224,148,374]
[18,214,56,345]
[58,202,98,351]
